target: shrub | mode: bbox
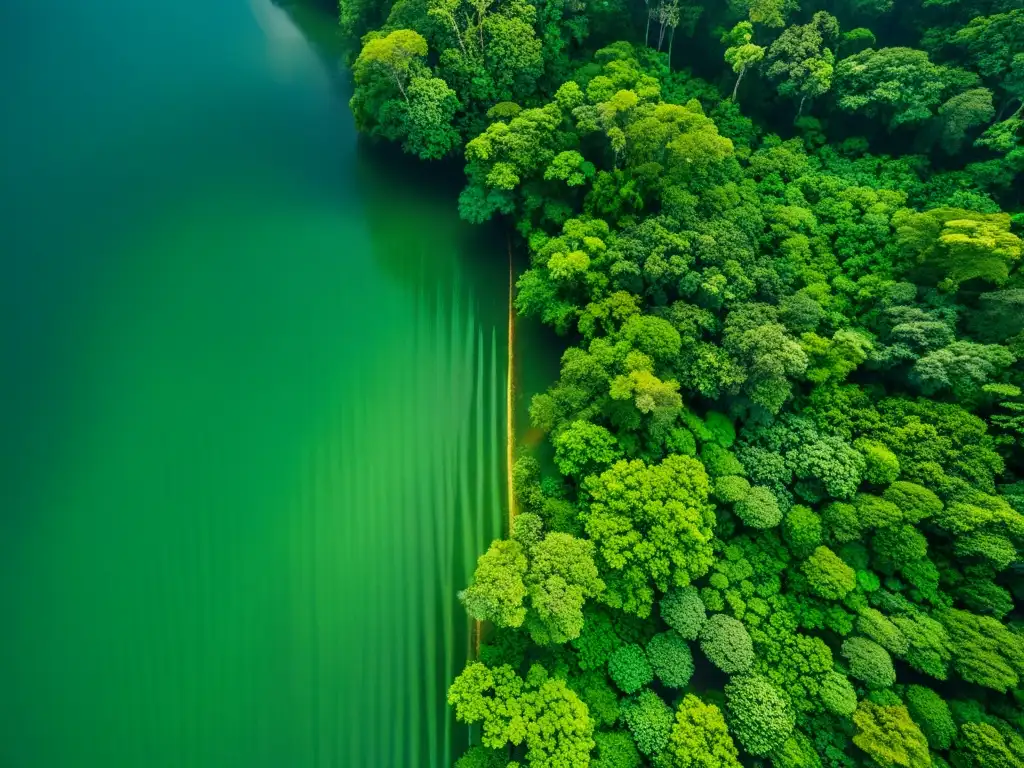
[715,475,752,504]
[621,689,673,756]
[661,587,707,641]
[725,674,796,756]
[904,685,955,751]
[803,546,856,599]
[842,637,896,689]
[735,486,784,529]
[699,613,754,674]
[592,730,642,768]
[609,643,654,694]
[646,631,695,688]
[883,481,942,523]
[783,504,822,557]
[820,671,857,716]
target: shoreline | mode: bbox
[507,237,517,532]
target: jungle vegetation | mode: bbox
[341,1,1024,766]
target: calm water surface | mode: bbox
[0,1,507,765]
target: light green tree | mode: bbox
[552,420,622,479]
[803,546,856,599]
[722,23,766,102]
[582,455,716,617]
[665,694,742,768]
[461,516,604,644]
[725,674,796,756]
[459,538,528,628]
[448,662,595,768]
[893,207,1023,289]
[852,701,930,768]
[699,613,754,674]
[353,29,428,103]
[842,636,896,689]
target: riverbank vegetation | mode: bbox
[341,1,1023,767]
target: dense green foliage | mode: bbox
[343,0,1024,766]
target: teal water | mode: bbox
[0,1,507,765]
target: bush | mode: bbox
[883,481,942,523]
[705,411,737,447]
[904,685,955,751]
[668,694,742,768]
[660,587,707,641]
[783,504,823,557]
[842,637,896,689]
[592,730,642,768]
[701,443,746,477]
[857,608,909,656]
[725,674,796,756]
[621,689,673,756]
[803,546,856,599]
[715,475,752,504]
[735,486,784,529]
[856,439,900,485]
[699,613,754,674]
[820,671,858,716]
[852,701,930,768]
[609,643,654,694]
[646,631,695,688]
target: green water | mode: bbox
[0,2,507,765]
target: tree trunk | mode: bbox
[797,94,807,118]
[731,66,745,101]
[996,97,1022,122]
[392,68,409,103]
[667,25,676,69]
[645,5,651,47]
[658,21,666,51]
[449,16,466,56]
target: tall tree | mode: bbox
[835,47,962,129]
[764,11,840,117]
[722,22,766,102]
